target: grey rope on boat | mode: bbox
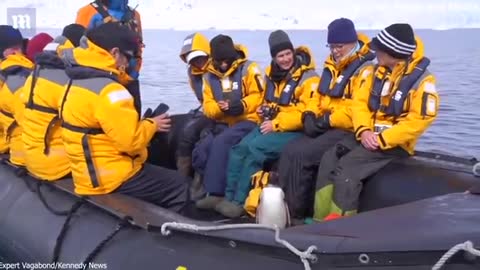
[472,162,480,177]
[432,240,480,270]
[160,222,318,270]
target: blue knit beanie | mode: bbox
[327,18,357,44]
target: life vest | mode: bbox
[319,52,375,98]
[0,66,32,141]
[264,69,319,106]
[368,57,431,117]
[244,170,270,217]
[264,75,300,106]
[25,64,68,155]
[206,61,252,103]
[187,66,204,103]
[90,0,142,42]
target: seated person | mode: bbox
[277,18,375,219]
[217,30,321,218]
[21,24,85,181]
[58,22,189,212]
[0,25,34,166]
[177,32,215,177]
[314,23,439,221]
[193,34,263,210]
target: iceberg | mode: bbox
[0,0,479,30]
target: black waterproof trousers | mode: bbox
[277,129,351,218]
[116,163,190,213]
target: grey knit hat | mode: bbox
[268,30,294,57]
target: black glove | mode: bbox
[302,111,319,137]
[224,100,244,116]
[315,112,331,132]
[143,103,169,118]
[302,111,330,138]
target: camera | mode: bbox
[261,105,279,120]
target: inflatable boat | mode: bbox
[0,113,480,270]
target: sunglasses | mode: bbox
[121,50,135,61]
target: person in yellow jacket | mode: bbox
[193,34,263,210]
[275,18,375,220]
[314,23,439,221]
[0,59,8,154]
[21,24,86,181]
[0,25,34,166]
[214,30,321,218]
[58,22,188,212]
[76,0,144,115]
[176,32,215,178]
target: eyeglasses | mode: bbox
[326,44,345,51]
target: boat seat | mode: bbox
[52,179,199,230]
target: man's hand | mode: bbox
[218,101,229,111]
[260,121,273,134]
[360,130,379,151]
[151,113,171,132]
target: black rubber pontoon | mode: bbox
[0,113,479,270]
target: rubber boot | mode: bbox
[323,213,342,221]
[215,199,245,218]
[313,184,334,221]
[176,156,192,177]
[195,195,224,210]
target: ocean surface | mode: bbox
[41,28,480,158]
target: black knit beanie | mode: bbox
[370,23,416,59]
[268,30,294,57]
[210,34,238,61]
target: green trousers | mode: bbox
[225,127,301,205]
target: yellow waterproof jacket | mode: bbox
[262,46,320,132]
[202,45,263,126]
[179,32,211,103]
[317,33,375,131]
[0,54,34,165]
[21,41,74,181]
[353,36,439,155]
[0,66,8,154]
[59,39,158,195]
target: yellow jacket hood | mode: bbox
[382,36,427,83]
[63,38,120,77]
[406,35,426,74]
[54,35,76,55]
[179,32,211,63]
[0,53,34,71]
